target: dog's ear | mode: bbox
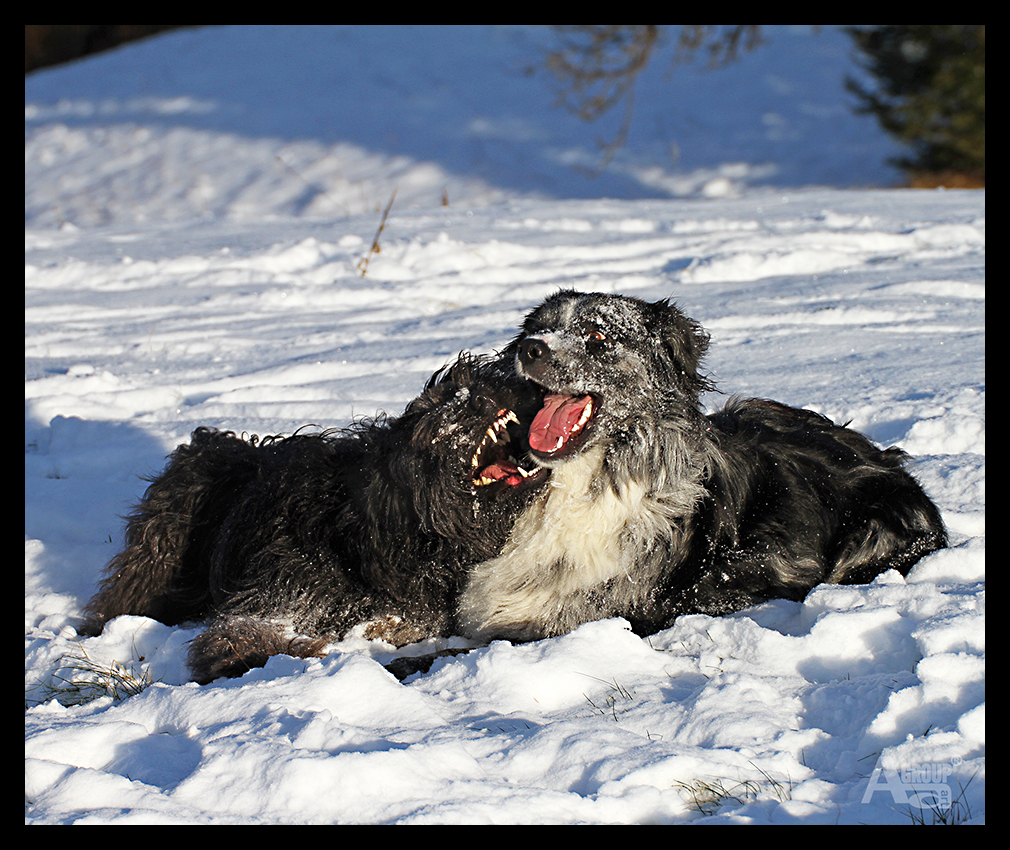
[651,299,713,392]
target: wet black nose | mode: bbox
[518,337,550,367]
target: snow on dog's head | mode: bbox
[504,290,713,461]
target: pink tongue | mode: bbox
[478,460,521,484]
[529,393,592,454]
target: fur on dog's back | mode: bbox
[459,290,947,642]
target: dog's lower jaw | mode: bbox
[458,443,701,642]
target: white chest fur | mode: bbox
[458,446,683,641]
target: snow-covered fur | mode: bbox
[459,290,948,642]
[82,354,546,683]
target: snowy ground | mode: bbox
[26,26,983,824]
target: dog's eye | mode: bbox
[586,329,611,355]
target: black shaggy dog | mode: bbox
[458,290,947,642]
[82,354,546,683]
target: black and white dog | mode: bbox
[82,354,546,683]
[458,290,947,642]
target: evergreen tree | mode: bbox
[846,25,985,185]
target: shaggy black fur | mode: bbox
[458,291,948,642]
[82,354,546,683]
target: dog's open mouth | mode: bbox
[528,392,596,458]
[471,409,543,490]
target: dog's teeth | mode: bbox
[575,399,594,431]
[561,398,594,440]
[472,410,521,476]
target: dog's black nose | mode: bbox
[518,337,550,367]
